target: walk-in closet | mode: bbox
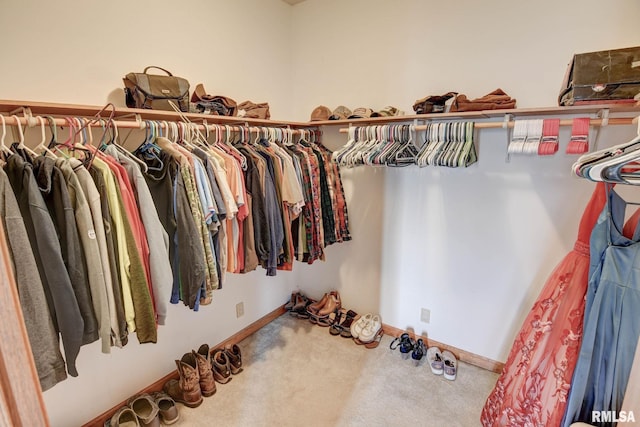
[1,1,640,426]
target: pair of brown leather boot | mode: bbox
[307,291,342,324]
[163,344,243,408]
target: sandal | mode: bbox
[427,346,444,375]
[328,309,346,335]
[442,350,457,381]
[318,308,342,328]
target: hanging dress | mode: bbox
[481,183,609,427]
[562,187,640,427]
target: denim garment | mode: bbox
[562,187,640,427]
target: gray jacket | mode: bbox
[0,168,67,391]
[4,154,84,377]
[57,158,111,353]
[33,156,98,345]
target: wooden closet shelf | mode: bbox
[1,100,639,129]
[312,104,640,127]
[0,99,312,128]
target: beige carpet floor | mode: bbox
[171,314,499,427]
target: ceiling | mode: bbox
[281,0,307,5]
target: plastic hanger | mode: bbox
[107,119,149,173]
[0,115,13,157]
[10,114,39,159]
[573,119,640,182]
[35,116,58,158]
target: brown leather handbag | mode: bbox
[123,66,190,112]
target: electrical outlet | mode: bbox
[420,308,431,323]
[236,302,244,318]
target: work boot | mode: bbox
[163,352,203,408]
[193,344,217,397]
[224,344,243,374]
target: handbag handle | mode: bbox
[143,66,173,76]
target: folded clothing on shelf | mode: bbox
[238,101,271,120]
[450,88,516,112]
[190,83,238,116]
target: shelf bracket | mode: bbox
[597,108,610,127]
[503,113,513,163]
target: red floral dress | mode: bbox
[481,183,639,427]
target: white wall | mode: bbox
[0,0,293,119]
[0,1,297,426]
[291,0,640,361]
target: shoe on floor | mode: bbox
[127,393,160,427]
[442,350,457,381]
[411,339,427,364]
[105,406,140,427]
[354,327,384,349]
[337,310,359,338]
[357,314,381,343]
[151,391,179,425]
[350,313,372,339]
[224,344,243,374]
[427,346,444,375]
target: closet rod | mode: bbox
[338,117,634,133]
[0,114,314,135]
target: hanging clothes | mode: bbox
[56,158,111,354]
[0,168,67,391]
[103,146,173,325]
[138,138,207,310]
[86,158,129,347]
[562,187,640,427]
[69,157,124,348]
[4,153,85,378]
[91,156,157,343]
[481,184,624,426]
[32,154,99,346]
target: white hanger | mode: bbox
[575,120,640,182]
[11,114,38,158]
[35,116,57,158]
[0,115,12,156]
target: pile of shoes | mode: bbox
[285,291,313,318]
[161,344,243,409]
[389,332,457,380]
[284,291,383,349]
[310,105,405,121]
[106,392,178,426]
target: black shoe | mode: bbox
[411,338,426,362]
[390,332,415,354]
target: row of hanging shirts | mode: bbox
[0,108,350,392]
[333,122,477,168]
